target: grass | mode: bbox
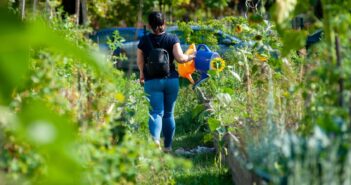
[135,83,233,185]
[158,83,234,185]
[170,131,233,185]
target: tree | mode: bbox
[33,0,38,13]
[19,0,25,19]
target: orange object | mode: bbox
[178,44,196,84]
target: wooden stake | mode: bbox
[244,56,252,115]
[335,35,343,107]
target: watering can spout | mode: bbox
[185,74,195,84]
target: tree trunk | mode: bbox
[169,2,172,23]
[159,0,163,12]
[81,0,87,25]
[33,0,38,13]
[20,0,25,19]
[45,0,51,18]
[75,0,80,25]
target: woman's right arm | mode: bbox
[137,48,145,85]
[173,43,196,64]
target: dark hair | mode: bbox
[148,12,165,33]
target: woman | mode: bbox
[137,12,195,152]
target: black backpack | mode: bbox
[145,34,170,78]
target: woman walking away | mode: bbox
[137,11,196,152]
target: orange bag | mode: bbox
[178,44,196,84]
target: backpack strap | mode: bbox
[145,34,154,50]
[146,33,167,49]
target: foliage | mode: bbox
[176,15,300,134]
[244,1,351,184]
[0,6,190,185]
[174,3,351,183]
[3,1,351,185]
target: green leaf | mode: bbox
[281,30,307,56]
[28,20,107,73]
[16,100,82,185]
[208,70,217,77]
[208,118,221,132]
[222,87,234,95]
[0,8,30,104]
[172,0,191,6]
[229,70,241,82]
[0,49,29,104]
[0,8,109,104]
[271,0,297,25]
[203,133,213,143]
[192,104,205,119]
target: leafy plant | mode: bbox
[0,5,190,185]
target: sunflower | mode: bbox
[210,58,226,72]
[255,53,268,62]
[234,25,242,33]
[254,34,263,41]
[115,92,125,103]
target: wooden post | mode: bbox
[75,0,80,25]
[85,75,92,121]
[219,133,263,185]
[77,69,82,122]
[244,56,252,116]
[335,35,343,107]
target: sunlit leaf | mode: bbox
[229,70,241,82]
[281,30,307,56]
[203,133,213,143]
[208,118,220,132]
[0,8,30,104]
[28,20,107,73]
[16,100,82,185]
[272,0,297,25]
[192,104,205,119]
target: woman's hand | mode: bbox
[173,43,197,63]
[189,52,196,61]
[139,72,145,86]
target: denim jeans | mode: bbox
[144,78,179,148]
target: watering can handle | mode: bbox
[197,44,211,52]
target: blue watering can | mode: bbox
[194,44,220,87]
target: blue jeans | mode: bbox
[144,78,179,148]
